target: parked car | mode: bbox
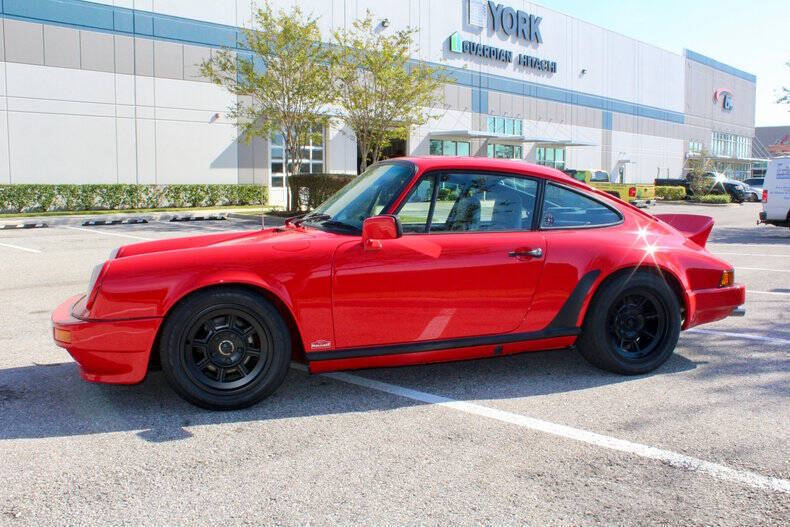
[563,168,655,206]
[53,158,746,410]
[759,156,790,227]
[683,172,747,203]
[743,177,764,190]
[742,184,761,202]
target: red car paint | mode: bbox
[53,157,745,384]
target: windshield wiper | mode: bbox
[319,219,360,232]
[293,213,331,226]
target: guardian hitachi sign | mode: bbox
[468,0,543,44]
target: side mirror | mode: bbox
[361,215,402,251]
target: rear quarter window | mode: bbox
[541,183,622,229]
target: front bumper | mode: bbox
[52,295,161,384]
[685,284,746,328]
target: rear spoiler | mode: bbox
[654,214,714,248]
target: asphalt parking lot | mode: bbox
[0,203,788,525]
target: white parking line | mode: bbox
[737,267,790,273]
[159,220,235,232]
[0,241,41,253]
[290,363,790,494]
[686,328,790,346]
[60,225,154,241]
[714,252,790,258]
[749,290,790,297]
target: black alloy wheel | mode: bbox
[182,308,272,391]
[159,288,291,410]
[577,272,680,375]
[606,290,668,362]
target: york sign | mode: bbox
[487,1,543,44]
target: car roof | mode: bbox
[391,156,580,186]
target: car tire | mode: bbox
[159,287,291,410]
[577,272,681,375]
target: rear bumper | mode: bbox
[52,295,161,384]
[685,284,746,329]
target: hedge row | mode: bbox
[693,193,731,204]
[0,184,268,213]
[287,174,356,211]
[655,186,687,201]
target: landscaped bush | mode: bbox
[655,186,686,201]
[287,174,356,211]
[0,184,269,213]
[694,193,731,204]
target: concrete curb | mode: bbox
[82,218,148,226]
[0,222,48,230]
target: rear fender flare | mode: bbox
[578,264,689,328]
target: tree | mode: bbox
[778,61,789,105]
[686,150,717,196]
[332,12,447,172]
[200,3,335,205]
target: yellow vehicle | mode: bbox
[563,169,655,207]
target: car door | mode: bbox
[331,171,546,349]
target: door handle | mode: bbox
[508,248,543,258]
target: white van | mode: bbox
[759,156,790,228]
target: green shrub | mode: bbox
[96,185,126,210]
[655,186,686,201]
[123,184,145,209]
[287,174,355,211]
[0,185,37,212]
[58,185,81,211]
[205,185,223,206]
[0,183,269,213]
[695,194,731,204]
[34,185,59,211]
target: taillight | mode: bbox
[628,187,636,197]
[719,270,735,287]
[762,189,768,203]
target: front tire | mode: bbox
[577,272,680,375]
[159,288,291,410]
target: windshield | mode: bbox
[303,162,415,232]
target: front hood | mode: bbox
[116,226,336,259]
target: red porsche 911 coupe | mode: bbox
[53,157,745,409]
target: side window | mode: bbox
[591,171,609,182]
[395,176,435,233]
[430,172,537,232]
[541,183,622,229]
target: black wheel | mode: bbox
[159,288,291,410]
[577,272,680,374]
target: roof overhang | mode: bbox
[428,130,596,146]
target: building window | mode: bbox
[487,144,523,159]
[430,139,470,156]
[536,146,565,170]
[270,132,285,188]
[270,127,325,188]
[487,116,522,136]
[711,132,751,159]
[688,140,703,154]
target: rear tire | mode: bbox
[159,288,291,410]
[577,272,680,375]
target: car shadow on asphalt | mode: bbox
[708,225,790,245]
[0,348,699,443]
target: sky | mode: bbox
[535,0,790,127]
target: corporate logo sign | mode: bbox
[450,0,558,75]
[714,88,734,111]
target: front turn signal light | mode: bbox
[719,270,735,287]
